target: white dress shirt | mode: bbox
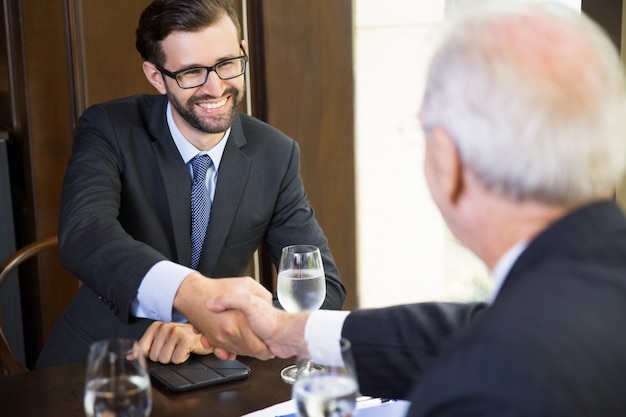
[131,102,229,322]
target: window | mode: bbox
[354,0,582,308]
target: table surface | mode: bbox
[0,356,294,417]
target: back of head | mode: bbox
[421,2,626,205]
[135,0,241,66]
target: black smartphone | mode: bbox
[148,354,251,392]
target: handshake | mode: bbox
[139,272,313,365]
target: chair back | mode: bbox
[0,236,59,375]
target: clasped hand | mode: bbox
[172,272,277,361]
[205,291,311,361]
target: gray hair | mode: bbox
[420,2,626,205]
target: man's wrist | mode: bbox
[276,311,311,358]
[173,272,208,316]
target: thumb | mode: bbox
[213,347,237,361]
[199,335,212,350]
[206,297,227,313]
[207,293,250,313]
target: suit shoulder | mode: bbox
[237,113,295,147]
[80,94,165,124]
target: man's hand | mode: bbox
[139,321,212,364]
[207,292,310,360]
[173,273,275,360]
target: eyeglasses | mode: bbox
[155,47,248,89]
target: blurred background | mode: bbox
[355,0,584,308]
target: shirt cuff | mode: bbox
[304,309,350,367]
[130,260,195,322]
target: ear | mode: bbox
[240,39,249,55]
[142,61,167,95]
[429,127,464,205]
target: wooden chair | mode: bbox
[0,237,272,376]
[0,235,59,375]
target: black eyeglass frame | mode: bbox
[155,45,248,89]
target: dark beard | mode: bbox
[167,85,243,134]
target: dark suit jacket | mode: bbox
[37,94,345,368]
[343,200,626,416]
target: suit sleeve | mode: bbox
[263,140,346,310]
[58,105,167,322]
[342,302,486,400]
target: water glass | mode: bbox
[277,244,326,383]
[292,338,358,417]
[83,338,152,417]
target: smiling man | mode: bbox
[35,0,346,369]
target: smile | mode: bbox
[197,98,228,110]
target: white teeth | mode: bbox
[198,98,227,109]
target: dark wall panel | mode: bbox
[67,0,153,118]
[582,0,622,50]
[0,132,24,363]
[581,0,626,208]
[11,0,76,365]
[255,0,356,308]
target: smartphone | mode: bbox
[148,354,251,392]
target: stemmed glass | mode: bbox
[292,338,359,417]
[277,244,326,383]
[83,338,152,417]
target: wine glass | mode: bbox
[293,338,359,417]
[277,244,326,383]
[84,338,152,417]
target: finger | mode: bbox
[213,347,235,361]
[237,320,271,357]
[138,322,161,356]
[170,344,193,364]
[162,324,201,364]
[138,333,154,357]
[191,342,213,356]
[201,311,253,356]
[244,339,274,361]
[150,326,173,363]
[200,335,212,349]
[231,313,274,359]
[190,331,213,356]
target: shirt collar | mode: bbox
[489,240,528,304]
[166,101,229,169]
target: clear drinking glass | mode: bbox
[83,338,152,417]
[277,245,326,383]
[292,338,359,417]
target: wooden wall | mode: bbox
[2,0,81,365]
[1,0,355,366]
[581,0,626,208]
[248,1,357,309]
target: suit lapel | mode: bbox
[148,96,193,266]
[201,115,251,272]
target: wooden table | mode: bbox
[0,356,294,416]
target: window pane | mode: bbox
[354,0,580,308]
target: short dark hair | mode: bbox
[135,0,242,66]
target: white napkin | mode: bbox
[241,399,297,417]
[241,398,411,417]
